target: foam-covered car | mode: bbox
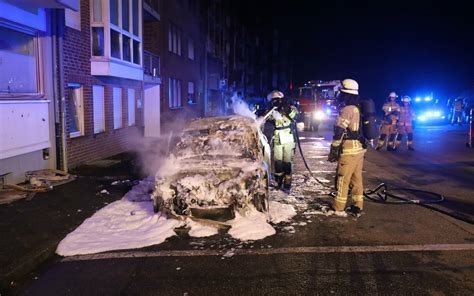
[152,116,271,221]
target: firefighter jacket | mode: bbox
[268,107,298,145]
[332,105,366,156]
[398,105,415,126]
[382,101,401,124]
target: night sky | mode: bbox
[236,0,474,104]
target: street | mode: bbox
[15,123,474,296]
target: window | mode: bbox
[91,0,142,65]
[187,81,195,104]
[68,84,84,137]
[128,88,135,126]
[113,87,122,129]
[92,27,104,56]
[188,38,194,60]
[0,26,39,96]
[93,85,105,133]
[93,0,102,22]
[168,23,182,55]
[168,78,182,108]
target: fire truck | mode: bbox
[295,80,341,131]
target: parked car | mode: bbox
[152,116,271,221]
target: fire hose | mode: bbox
[292,119,473,224]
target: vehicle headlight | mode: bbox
[313,110,325,120]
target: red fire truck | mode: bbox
[296,80,341,131]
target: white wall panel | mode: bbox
[0,100,51,159]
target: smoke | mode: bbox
[231,92,256,120]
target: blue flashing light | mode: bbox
[433,111,441,117]
[325,108,331,115]
[415,97,421,102]
[417,115,427,121]
[424,96,432,102]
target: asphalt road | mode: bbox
[16,122,474,296]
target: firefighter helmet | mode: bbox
[267,90,284,101]
[388,92,398,98]
[401,95,411,102]
[340,79,359,95]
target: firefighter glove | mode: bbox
[328,145,340,162]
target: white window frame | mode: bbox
[113,87,123,129]
[127,88,135,126]
[0,23,43,99]
[90,0,142,65]
[93,85,105,134]
[68,84,85,138]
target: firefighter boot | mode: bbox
[282,161,293,192]
[387,133,397,151]
[375,134,387,150]
[346,205,363,218]
[274,160,284,189]
[407,133,414,150]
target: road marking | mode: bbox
[62,243,474,262]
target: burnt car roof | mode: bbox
[174,115,261,161]
[184,115,257,132]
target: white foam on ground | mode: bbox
[269,201,297,224]
[228,211,276,241]
[57,175,300,256]
[56,200,182,256]
[186,219,219,237]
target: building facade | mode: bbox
[0,0,290,185]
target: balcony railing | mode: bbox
[143,50,160,79]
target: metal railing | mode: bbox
[143,50,160,78]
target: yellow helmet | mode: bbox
[401,95,411,102]
[340,79,359,95]
[267,90,284,101]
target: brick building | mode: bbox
[63,0,146,168]
[0,0,290,184]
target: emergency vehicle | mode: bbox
[295,80,341,131]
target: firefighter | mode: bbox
[395,95,415,151]
[376,92,401,151]
[327,79,366,217]
[452,97,465,126]
[266,90,299,191]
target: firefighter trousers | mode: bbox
[273,141,296,188]
[377,123,397,149]
[395,124,414,147]
[334,152,365,211]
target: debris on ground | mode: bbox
[1,169,75,204]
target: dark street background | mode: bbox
[237,0,474,102]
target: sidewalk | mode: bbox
[0,152,143,294]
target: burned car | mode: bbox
[152,116,271,221]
